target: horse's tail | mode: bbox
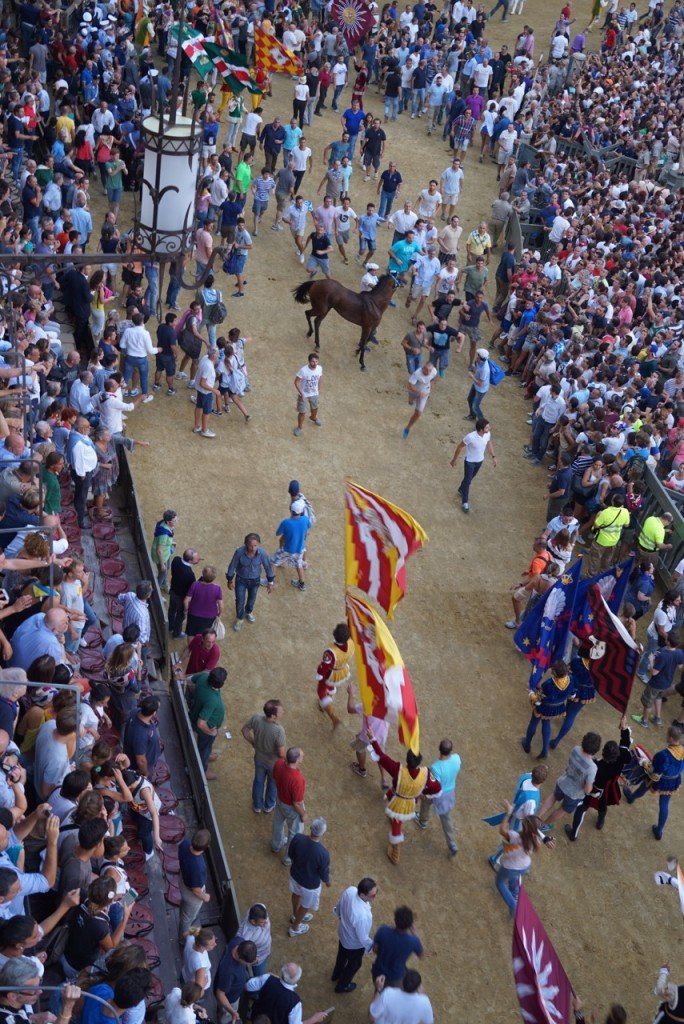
[292,281,315,305]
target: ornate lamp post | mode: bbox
[138,111,200,257]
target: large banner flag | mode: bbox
[212,2,232,48]
[570,583,639,712]
[345,481,427,620]
[254,24,302,74]
[513,886,573,1024]
[173,24,214,77]
[345,592,419,751]
[201,41,261,94]
[514,560,582,687]
[332,0,376,47]
[570,557,633,635]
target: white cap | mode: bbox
[365,262,379,270]
[291,498,306,514]
[477,347,489,359]
[149,67,159,76]
[82,11,93,20]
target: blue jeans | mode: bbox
[638,634,659,680]
[384,96,399,120]
[467,385,485,419]
[124,354,149,395]
[166,273,181,307]
[129,807,153,854]
[332,84,345,109]
[411,88,426,116]
[496,864,529,913]
[235,577,260,620]
[252,757,277,812]
[196,728,215,770]
[10,148,24,183]
[458,459,482,503]
[378,189,397,220]
[348,133,359,159]
[405,352,421,374]
[144,268,159,313]
[429,347,449,371]
[531,417,552,461]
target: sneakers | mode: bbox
[414,813,428,830]
[200,430,216,438]
[402,428,410,439]
[193,426,202,433]
[142,395,154,403]
[504,620,520,629]
[233,619,243,631]
[246,613,256,623]
[350,761,368,777]
[461,502,470,513]
[288,924,309,937]
[293,427,302,436]
[298,252,305,264]
[631,714,649,728]
[311,418,322,426]
[282,856,292,866]
[176,371,188,379]
[126,389,140,397]
[290,913,313,924]
[291,579,306,591]
[187,380,197,389]
[651,716,663,726]
[152,384,161,391]
[167,388,177,396]
[564,824,577,842]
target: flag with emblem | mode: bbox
[513,886,573,1024]
[570,557,633,636]
[201,41,262,93]
[254,24,302,74]
[345,481,428,620]
[332,0,376,47]
[345,592,419,751]
[570,582,639,712]
[173,23,215,78]
[514,559,582,687]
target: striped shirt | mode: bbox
[120,592,151,644]
[253,176,276,203]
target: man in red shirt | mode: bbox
[176,629,221,676]
[271,748,307,864]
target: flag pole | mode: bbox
[168,0,187,127]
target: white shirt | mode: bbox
[549,215,570,243]
[462,429,490,462]
[437,266,459,293]
[409,366,437,395]
[370,988,434,1024]
[334,885,374,951]
[389,209,418,234]
[296,363,322,396]
[120,325,156,358]
[210,177,229,206]
[69,434,98,476]
[417,188,442,217]
[291,146,311,172]
[164,989,196,1024]
[551,34,569,58]
[334,205,357,232]
[333,61,347,85]
[243,111,262,136]
[92,108,115,133]
[181,935,212,991]
[361,271,378,292]
[473,63,493,88]
[96,390,134,435]
[196,355,217,395]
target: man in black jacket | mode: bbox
[61,265,94,360]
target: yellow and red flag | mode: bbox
[253,24,302,74]
[345,592,419,752]
[345,481,427,620]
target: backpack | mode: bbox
[627,454,647,482]
[208,298,227,325]
[488,359,505,386]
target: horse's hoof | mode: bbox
[360,365,367,372]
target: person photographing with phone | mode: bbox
[244,962,330,1024]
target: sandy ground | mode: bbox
[114,2,684,1019]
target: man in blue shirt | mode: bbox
[341,99,365,159]
[357,202,380,264]
[416,737,461,856]
[178,829,211,936]
[272,500,311,592]
[372,906,424,984]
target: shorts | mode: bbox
[106,187,122,204]
[358,237,376,254]
[201,143,217,158]
[122,268,143,287]
[221,224,236,242]
[296,395,319,413]
[442,192,460,206]
[513,585,529,602]
[219,383,236,397]
[413,391,429,412]
[641,684,666,709]
[240,132,256,153]
[271,548,306,570]
[363,152,381,170]
[553,783,582,813]
[350,736,371,753]
[196,390,214,413]
[276,191,290,212]
[462,324,482,344]
[498,147,511,165]
[156,352,176,376]
[252,198,269,216]
[288,877,321,909]
[456,139,470,151]
[233,252,248,275]
[411,281,431,298]
[336,230,350,245]
[306,255,330,275]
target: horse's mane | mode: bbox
[369,274,391,294]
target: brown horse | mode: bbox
[292,274,397,370]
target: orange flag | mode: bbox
[253,24,302,74]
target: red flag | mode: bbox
[332,0,376,48]
[571,583,639,713]
[513,886,573,1024]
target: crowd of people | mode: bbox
[0,0,682,1018]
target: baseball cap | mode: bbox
[288,479,300,495]
[365,262,379,270]
[291,498,306,514]
[477,347,489,359]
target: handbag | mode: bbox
[223,250,239,276]
[212,616,226,641]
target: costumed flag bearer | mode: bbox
[316,623,355,730]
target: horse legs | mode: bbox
[357,328,370,371]
[314,317,322,350]
[304,308,314,338]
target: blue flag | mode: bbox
[514,559,583,687]
[570,557,634,636]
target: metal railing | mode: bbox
[169,674,241,940]
[0,987,119,1022]
[640,466,684,588]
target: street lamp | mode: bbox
[138,111,200,256]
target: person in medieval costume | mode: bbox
[316,622,355,730]
[366,727,441,864]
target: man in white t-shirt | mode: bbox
[550,32,569,59]
[450,417,496,512]
[240,109,263,156]
[416,181,442,219]
[294,352,323,436]
[331,61,348,111]
[369,971,434,1024]
[403,362,438,439]
[193,349,219,439]
[334,197,357,263]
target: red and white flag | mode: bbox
[345,481,427,619]
[513,886,573,1024]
